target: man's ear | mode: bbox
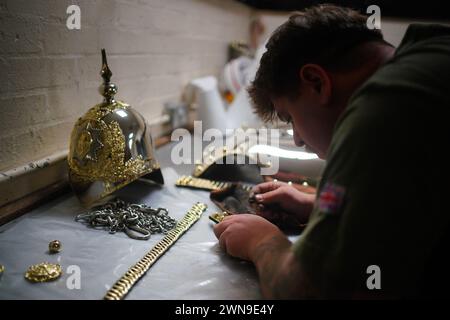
[299,64,332,106]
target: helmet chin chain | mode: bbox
[75,198,177,240]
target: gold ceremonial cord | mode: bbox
[175,175,252,192]
[104,202,207,300]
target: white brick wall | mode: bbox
[0,0,252,171]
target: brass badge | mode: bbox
[24,262,62,283]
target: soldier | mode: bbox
[214,4,450,298]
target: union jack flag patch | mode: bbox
[318,182,346,214]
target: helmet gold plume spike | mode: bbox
[100,49,116,104]
[68,49,164,207]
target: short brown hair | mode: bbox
[248,4,384,122]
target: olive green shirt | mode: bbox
[294,24,450,298]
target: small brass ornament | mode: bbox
[209,211,230,224]
[24,262,62,283]
[48,240,62,253]
[0,264,4,280]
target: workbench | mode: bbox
[0,142,274,300]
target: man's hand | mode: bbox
[213,214,284,261]
[252,181,316,224]
[213,213,316,298]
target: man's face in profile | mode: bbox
[272,93,332,160]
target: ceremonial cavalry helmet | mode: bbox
[68,49,164,207]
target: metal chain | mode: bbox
[75,198,177,240]
[104,202,207,300]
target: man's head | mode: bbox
[249,5,393,159]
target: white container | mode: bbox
[189,76,228,133]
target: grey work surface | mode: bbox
[0,142,269,300]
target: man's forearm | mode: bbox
[252,234,316,299]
